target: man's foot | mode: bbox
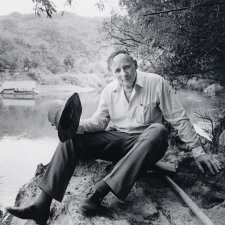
[5,205,49,225]
[80,181,110,215]
[79,197,102,215]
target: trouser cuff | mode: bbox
[38,181,63,202]
[103,177,128,201]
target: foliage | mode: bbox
[103,0,225,85]
[0,12,110,77]
[32,0,59,18]
[63,55,75,71]
[31,0,105,18]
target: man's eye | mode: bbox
[115,69,120,73]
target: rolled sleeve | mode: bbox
[79,88,110,133]
[158,78,202,150]
[192,146,206,158]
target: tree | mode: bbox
[1,18,18,32]
[103,0,225,85]
[63,55,75,71]
[31,0,105,17]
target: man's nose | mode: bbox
[120,69,127,77]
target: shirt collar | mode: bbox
[135,71,144,88]
[112,71,144,93]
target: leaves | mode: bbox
[32,0,58,18]
[0,13,109,75]
[104,0,225,84]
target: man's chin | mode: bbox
[122,82,132,88]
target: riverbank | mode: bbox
[1,140,225,225]
[171,76,225,96]
[1,71,224,98]
[0,71,108,90]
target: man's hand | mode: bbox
[195,154,221,174]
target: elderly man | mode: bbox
[6,50,221,224]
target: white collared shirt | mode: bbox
[79,71,205,158]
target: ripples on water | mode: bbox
[177,90,225,123]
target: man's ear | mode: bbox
[133,60,138,69]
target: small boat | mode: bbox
[0,81,38,95]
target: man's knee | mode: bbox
[147,123,168,138]
[56,139,75,154]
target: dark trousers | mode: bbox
[38,123,168,202]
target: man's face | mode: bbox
[111,54,137,89]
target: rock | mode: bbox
[35,163,47,175]
[203,83,224,96]
[219,130,225,146]
[206,201,225,225]
[3,154,225,225]
[175,155,225,208]
[5,161,161,225]
[193,123,212,141]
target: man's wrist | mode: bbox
[77,124,84,134]
[192,146,206,158]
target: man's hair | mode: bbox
[107,50,136,71]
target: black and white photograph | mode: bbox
[0,0,225,224]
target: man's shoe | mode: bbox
[5,205,49,225]
[79,197,102,215]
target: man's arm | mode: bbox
[77,88,110,133]
[158,78,221,174]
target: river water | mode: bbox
[0,86,224,208]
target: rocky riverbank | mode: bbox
[1,140,225,225]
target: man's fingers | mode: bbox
[213,159,222,170]
[196,161,204,173]
[210,159,220,173]
[196,154,222,175]
[205,161,215,174]
[211,162,220,173]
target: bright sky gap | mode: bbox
[0,0,120,17]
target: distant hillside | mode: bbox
[0,12,113,83]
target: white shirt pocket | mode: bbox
[135,103,153,125]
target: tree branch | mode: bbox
[143,2,225,17]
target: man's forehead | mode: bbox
[112,54,133,66]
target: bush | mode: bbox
[187,77,212,91]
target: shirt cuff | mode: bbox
[77,125,84,134]
[192,146,206,158]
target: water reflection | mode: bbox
[1,93,36,106]
[0,87,101,207]
[0,137,57,207]
[0,88,101,140]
